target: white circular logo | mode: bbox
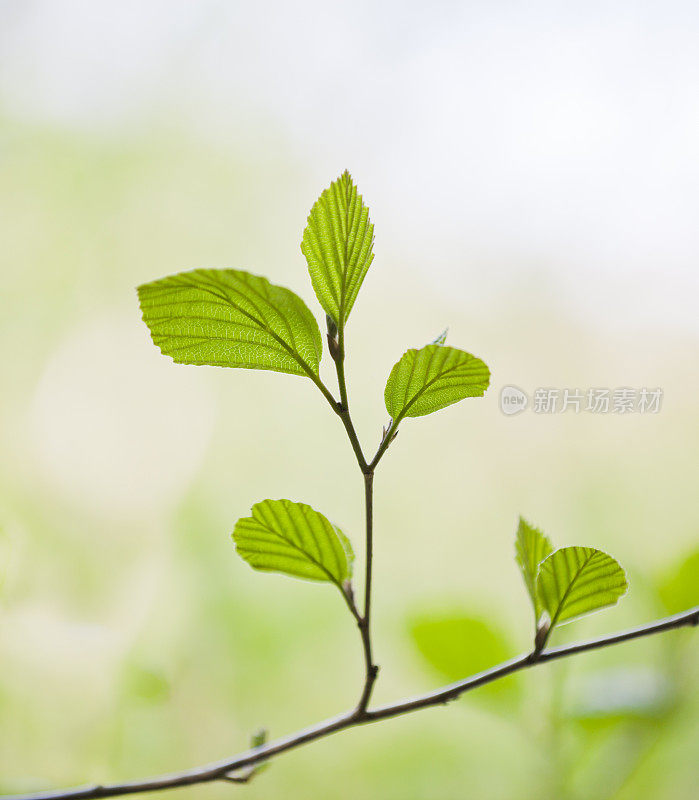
[500,385,528,415]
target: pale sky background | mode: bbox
[1,0,698,333]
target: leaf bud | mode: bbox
[534,611,551,654]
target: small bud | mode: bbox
[326,314,338,341]
[250,728,268,749]
[327,334,341,362]
[223,728,270,783]
[381,418,394,443]
[342,579,354,601]
[431,327,449,346]
[534,611,551,654]
[326,315,341,361]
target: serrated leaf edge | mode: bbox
[232,499,353,591]
[537,546,628,629]
[137,268,323,379]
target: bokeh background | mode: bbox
[1,2,698,798]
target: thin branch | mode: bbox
[330,330,368,472]
[4,606,696,800]
[369,423,394,470]
[305,371,340,415]
[335,404,368,473]
[334,327,350,412]
[369,417,400,471]
[329,330,377,709]
[365,605,699,721]
[306,363,368,472]
[355,471,378,712]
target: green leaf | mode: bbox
[301,171,374,329]
[138,268,322,378]
[409,612,519,705]
[537,547,628,628]
[515,517,553,619]
[657,548,699,614]
[232,499,354,588]
[122,663,170,704]
[384,344,490,421]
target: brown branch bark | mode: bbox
[4,606,696,800]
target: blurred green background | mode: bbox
[1,2,698,798]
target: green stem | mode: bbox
[369,416,401,470]
[330,327,377,709]
[356,471,378,711]
[335,327,349,411]
[306,365,367,472]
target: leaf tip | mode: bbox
[431,328,449,346]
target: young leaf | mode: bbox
[233,499,354,588]
[250,729,268,749]
[384,344,490,421]
[657,548,699,614]
[515,517,553,619]
[410,612,520,705]
[301,171,374,330]
[537,547,628,628]
[138,269,322,378]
